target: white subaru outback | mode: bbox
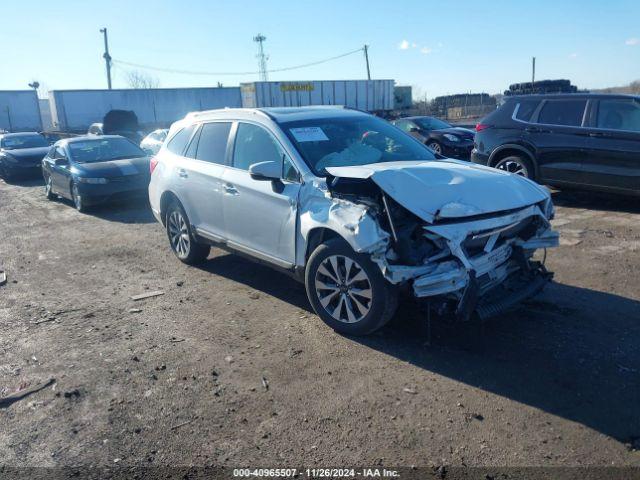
[149,107,558,335]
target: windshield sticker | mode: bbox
[290,127,329,142]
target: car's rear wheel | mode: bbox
[494,155,534,180]
[427,141,442,155]
[45,175,55,200]
[305,238,397,336]
[166,201,210,265]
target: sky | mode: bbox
[1,0,639,99]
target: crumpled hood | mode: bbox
[325,160,549,223]
[74,156,150,178]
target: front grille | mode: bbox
[110,174,149,184]
[463,217,534,257]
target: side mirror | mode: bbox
[54,157,69,166]
[249,160,281,181]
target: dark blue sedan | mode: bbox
[42,135,150,212]
[0,132,51,180]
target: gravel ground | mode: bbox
[0,177,639,473]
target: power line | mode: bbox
[111,47,365,77]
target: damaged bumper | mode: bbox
[380,204,559,320]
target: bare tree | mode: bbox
[125,70,160,89]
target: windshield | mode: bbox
[1,134,48,150]
[282,116,435,175]
[414,117,451,130]
[68,137,146,163]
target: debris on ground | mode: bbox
[225,355,234,363]
[170,420,193,430]
[403,387,417,394]
[0,378,55,409]
[0,270,6,286]
[130,291,164,301]
[129,308,142,314]
[261,376,269,390]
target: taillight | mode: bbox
[475,123,491,132]
[150,156,159,174]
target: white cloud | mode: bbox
[626,38,639,46]
[420,47,432,54]
[398,40,410,50]
[568,52,578,58]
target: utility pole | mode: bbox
[253,34,268,82]
[100,28,112,89]
[531,56,536,93]
[363,45,371,80]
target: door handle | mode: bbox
[223,183,239,195]
[178,169,188,178]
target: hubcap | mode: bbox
[315,255,372,324]
[429,142,441,154]
[496,159,528,177]
[168,211,190,258]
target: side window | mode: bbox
[395,120,409,132]
[233,123,284,172]
[166,125,195,155]
[195,122,232,164]
[515,99,540,121]
[54,147,66,159]
[184,126,201,159]
[537,100,587,127]
[282,155,299,183]
[597,99,640,132]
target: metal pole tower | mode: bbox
[531,56,536,93]
[363,45,371,80]
[254,34,268,81]
[100,28,112,89]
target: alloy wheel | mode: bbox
[428,142,441,154]
[168,210,191,259]
[495,158,529,177]
[45,176,53,197]
[314,255,373,324]
[72,183,83,210]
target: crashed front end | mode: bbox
[378,201,558,321]
[318,162,559,321]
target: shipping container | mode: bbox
[240,80,395,111]
[49,87,242,132]
[0,90,42,132]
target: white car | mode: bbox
[140,129,168,155]
[148,107,559,335]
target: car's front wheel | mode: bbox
[44,175,56,200]
[71,182,87,212]
[427,141,442,155]
[305,238,397,335]
[165,201,210,265]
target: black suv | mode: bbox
[471,94,640,195]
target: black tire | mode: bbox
[71,181,88,213]
[305,237,397,336]
[165,201,210,265]
[44,175,56,200]
[427,141,442,155]
[493,154,535,181]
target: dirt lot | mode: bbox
[0,177,639,473]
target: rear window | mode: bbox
[537,99,587,126]
[194,122,231,165]
[515,99,540,121]
[166,125,195,155]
